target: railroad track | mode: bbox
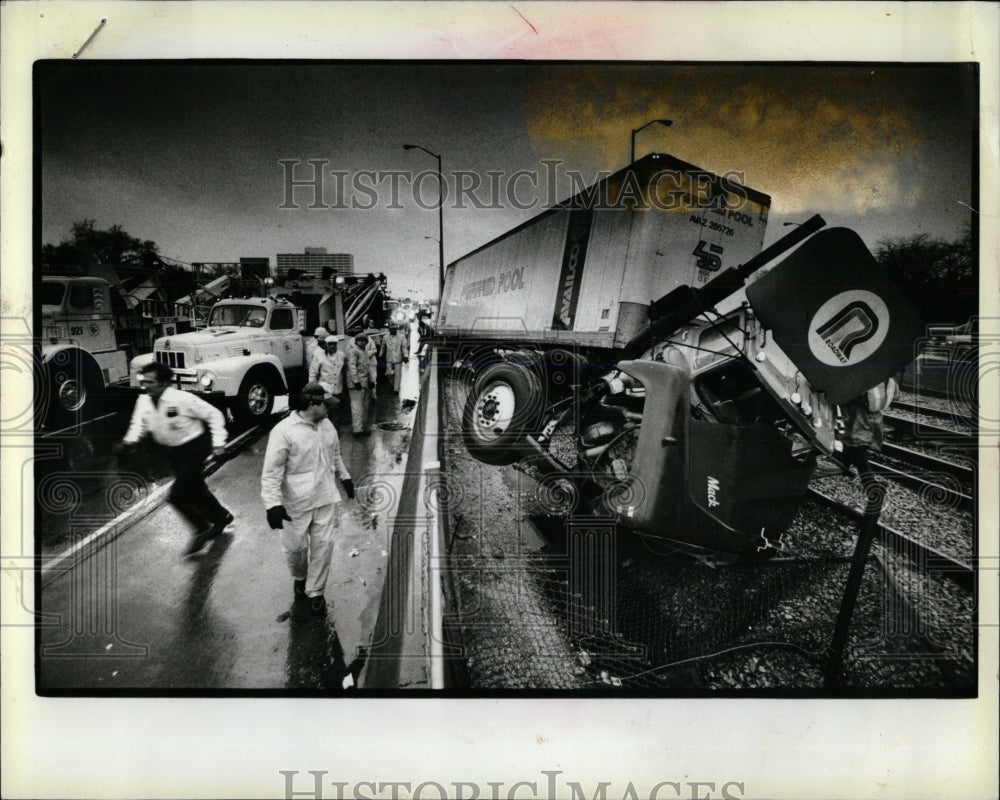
[866,457,975,514]
[880,442,976,483]
[806,487,974,592]
[891,398,976,430]
[884,411,975,442]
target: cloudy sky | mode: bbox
[38,61,977,300]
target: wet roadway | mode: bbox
[37,346,422,693]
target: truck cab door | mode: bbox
[267,307,302,368]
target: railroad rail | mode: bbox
[806,487,975,592]
[884,411,975,442]
[880,442,976,483]
[891,398,976,429]
[866,458,974,514]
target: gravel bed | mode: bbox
[872,548,976,684]
[897,390,973,419]
[440,374,976,693]
[442,379,594,690]
[886,407,974,436]
[810,474,974,562]
[887,440,978,470]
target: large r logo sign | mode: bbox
[808,290,891,367]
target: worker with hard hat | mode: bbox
[309,334,348,423]
[308,326,330,367]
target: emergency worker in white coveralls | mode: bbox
[380,324,409,394]
[261,383,355,615]
[309,335,347,422]
[346,333,377,435]
[307,326,329,366]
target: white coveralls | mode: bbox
[310,347,348,395]
[380,331,409,392]
[260,412,352,598]
[346,339,377,433]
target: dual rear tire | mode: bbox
[461,362,545,465]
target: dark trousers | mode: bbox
[166,434,227,533]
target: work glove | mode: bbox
[266,505,292,530]
[403,356,409,363]
[353,382,361,390]
[341,479,355,499]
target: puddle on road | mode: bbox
[376,421,410,432]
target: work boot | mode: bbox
[211,511,236,537]
[184,527,214,556]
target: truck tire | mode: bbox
[462,362,543,465]
[232,370,277,425]
[43,352,102,428]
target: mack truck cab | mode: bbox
[39,275,130,426]
[129,296,308,425]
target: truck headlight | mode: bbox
[199,372,215,389]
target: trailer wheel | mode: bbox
[462,363,543,465]
[232,370,277,425]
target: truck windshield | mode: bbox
[209,305,268,328]
[40,283,66,307]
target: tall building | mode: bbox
[275,247,354,279]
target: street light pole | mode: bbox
[630,118,673,163]
[403,143,445,297]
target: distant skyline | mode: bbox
[39,61,977,300]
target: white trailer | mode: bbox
[438,153,771,349]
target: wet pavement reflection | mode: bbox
[37,348,419,692]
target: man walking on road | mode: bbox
[380,324,409,394]
[309,335,347,422]
[261,383,356,615]
[118,362,232,556]
[346,333,377,435]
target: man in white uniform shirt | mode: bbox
[261,383,356,615]
[119,362,231,556]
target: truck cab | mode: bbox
[129,296,308,424]
[39,275,129,425]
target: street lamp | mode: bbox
[630,118,673,163]
[403,143,445,296]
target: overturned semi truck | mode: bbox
[436,153,923,556]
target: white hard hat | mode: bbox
[314,327,329,339]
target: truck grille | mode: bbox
[155,351,186,369]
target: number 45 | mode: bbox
[693,240,723,271]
